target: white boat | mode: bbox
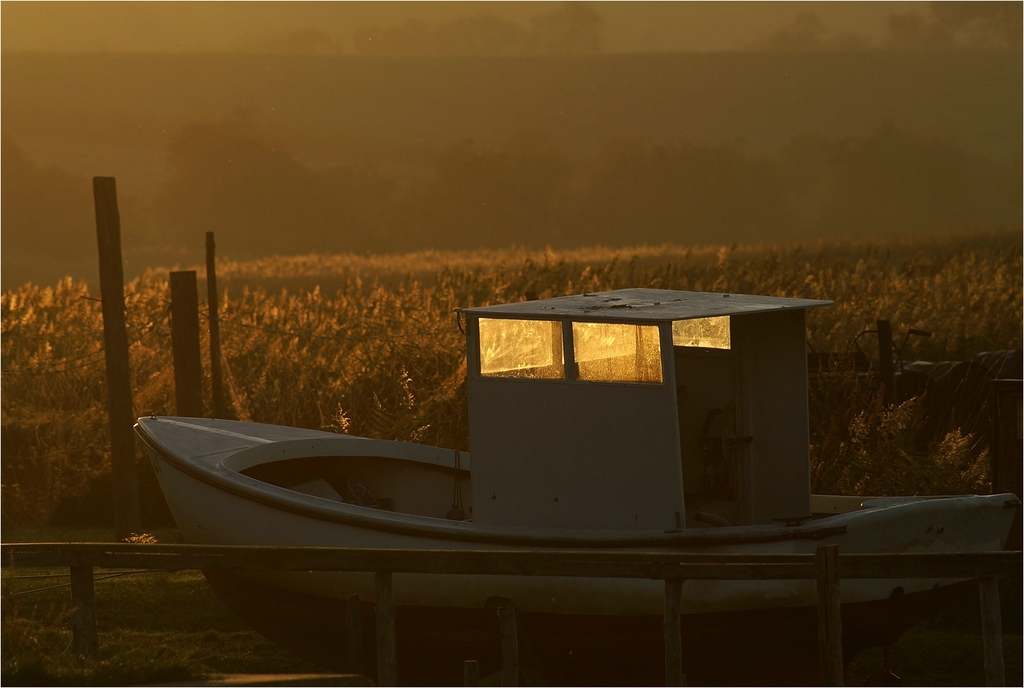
[136,288,1018,685]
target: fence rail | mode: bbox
[2,543,1020,580]
[2,543,1020,687]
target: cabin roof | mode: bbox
[458,288,832,322]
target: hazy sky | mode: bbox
[2,2,920,54]
[4,1,1019,289]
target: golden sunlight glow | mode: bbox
[672,316,730,350]
[478,318,564,379]
[573,322,662,384]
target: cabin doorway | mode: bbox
[673,346,742,527]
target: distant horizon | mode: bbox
[6,225,1019,294]
[3,2,1018,55]
[5,45,1019,56]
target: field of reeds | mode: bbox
[2,231,1021,527]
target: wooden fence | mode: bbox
[2,543,1019,687]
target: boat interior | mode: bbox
[240,453,474,521]
[237,449,866,527]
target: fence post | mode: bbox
[876,319,894,405]
[70,565,98,658]
[991,379,1022,551]
[169,271,204,417]
[663,577,685,686]
[375,571,397,686]
[979,577,1005,686]
[816,544,844,686]
[92,176,142,540]
[205,232,228,419]
[497,605,518,687]
[345,593,363,674]
[463,659,480,687]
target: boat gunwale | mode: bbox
[136,418,849,548]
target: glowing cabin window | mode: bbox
[572,322,663,384]
[672,316,731,350]
[478,318,564,379]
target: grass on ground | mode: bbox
[2,567,321,686]
[847,588,1022,686]
[1,527,319,686]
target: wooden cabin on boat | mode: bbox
[457,288,832,532]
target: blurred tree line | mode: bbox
[148,118,1020,259]
[2,118,1021,281]
[761,2,1023,52]
[351,2,603,57]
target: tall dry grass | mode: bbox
[2,233,1021,525]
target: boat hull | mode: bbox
[136,417,1018,684]
[148,432,1011,614]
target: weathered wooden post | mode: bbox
[815,544,844,686]
[979,577,1005,686]
[876,319,894,405]
[991,379,1022,550]
[497,605,519,687]
[663,577,685,686]
[463,659,480,687]
[205,232,228,419]
[169,271,204,417]
[345,593,363,674]
[92,176,142,540]
[375,571,398,686]
[70,565,98,658]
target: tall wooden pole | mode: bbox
[93,177,141,540]
[170,271,204,417]
[205,232,227,419]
